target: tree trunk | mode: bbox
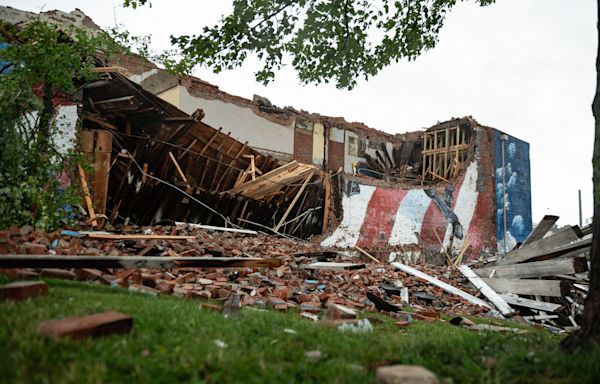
[36,76,54,154]
[561,0,600,350]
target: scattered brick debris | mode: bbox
[1,224,498,324]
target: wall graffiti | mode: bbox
[494,132,532,252]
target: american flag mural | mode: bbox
[322,161,498,258]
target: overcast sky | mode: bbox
[2,0,596,226]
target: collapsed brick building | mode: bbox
[0,6,532,259]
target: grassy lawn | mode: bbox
[1,276,599,383]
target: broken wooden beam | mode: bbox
[81,233,196,240]
[303,262,365,270]
[355,246,381,263]
[490,226,582,266]
[0,255,282,269]
[499,294,565,313]
[521,215,559,246]
[174,222,257,235]
[481,278,563,297]
[474,257,588,279]
[458,265,514,316]
[391,262,494,311]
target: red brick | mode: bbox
[300,301,322,313]
[0,281,48,301]
[394,321,411,328]
[156,281,173,294]
[40,269,76,280]
[37,311,132,340]
[22,242,48,255]
[74,269,110,285]
[273,288,292,300]
[200,303,223,312]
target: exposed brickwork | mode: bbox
[294,127,313,164]
[327,140,344,171]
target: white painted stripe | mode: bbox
[389,189,431,245]
[442,161,480,250]
[321,184,376,247]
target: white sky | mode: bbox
[2,0,596,226]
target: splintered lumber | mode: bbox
[225,161,299,195]
[522,215,559,246]
[391,262,494,311]
[481,278,563,297]
[491,226,582,266]
[499,295,565,313]
[0,255,282,269]
[474,257,588,279]
[77,164,98,228]
[303,262,365,270]
[458,265,514,316]
[82,233,196,240]
[37,311,132,339]
[273,174,312,232]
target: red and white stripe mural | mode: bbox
[322,161,497,257]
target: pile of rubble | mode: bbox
[0,224,494,321]
[1,214,591,333]
[471,215,591,333]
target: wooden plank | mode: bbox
[481,278,563,297]
[273,174,312,232]
[391,262,494,311]
[355,246,381,263]
[174,222,257,235]
[91,66,125,73]
[177,138,198,161]
[77,164,97,228]
[458,265,514,316]
[490,226,583,266]
[303,262,365,270]
[474,257,588,279]
[521,215,559,246]
[0,255,282,269]
[82,233,196,240]
[499,294,564,313]
[168,151,190,185]
[225,161,299,195]
[322,173,331,232]
[199,128,222,155]
[82,112,118,130]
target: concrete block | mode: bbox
[376,365,438,384]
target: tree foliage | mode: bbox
[125,0,495,89]
[0,21,109,230]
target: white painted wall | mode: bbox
[172,86,295,159]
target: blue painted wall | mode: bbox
[0,42,14,74]
[494,131,532,252]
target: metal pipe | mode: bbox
[579,189,583,227]
[501,136,508,252]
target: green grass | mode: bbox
[1,276,599,383]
